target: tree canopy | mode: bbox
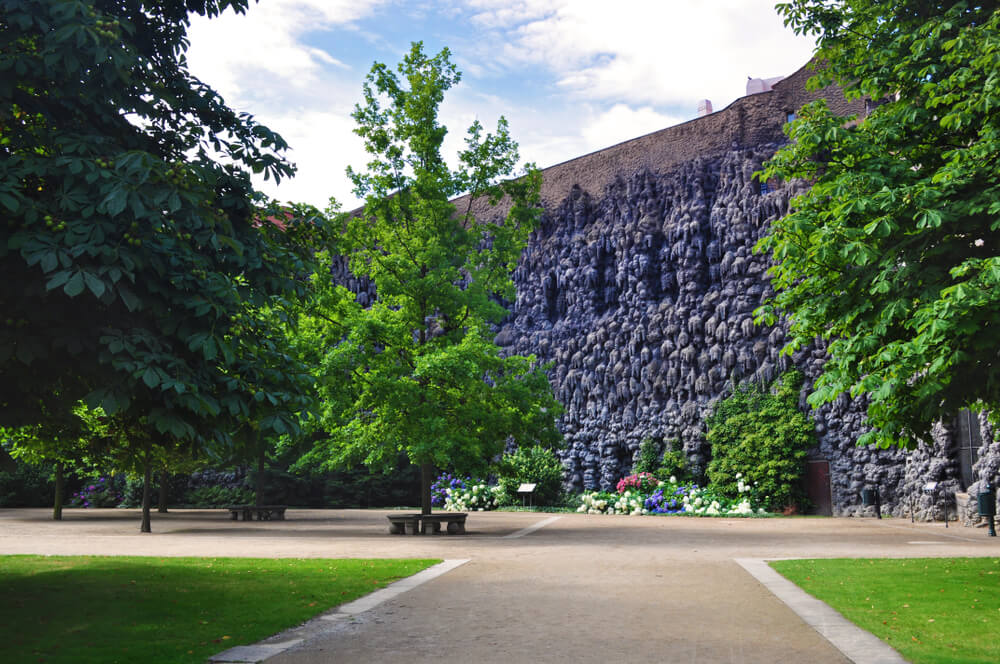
[301,43,562,513]
[757,1,1000,448]
[0,1,326,451]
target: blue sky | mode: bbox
[187,1,817,209]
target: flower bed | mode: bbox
[431,473,501,512]
[578,474,767,517]
[70,477,123,508]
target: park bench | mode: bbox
[386,514,422,535]
[226,505,287,521]
[386,512,467,535]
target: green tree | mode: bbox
[0,1,324,456]
[757,2,1000,448]
[3,402,108,519]
[706,371,816,511]
[304,43,562,515]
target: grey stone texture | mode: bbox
[346,62,1000,518]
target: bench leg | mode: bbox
[405,519,420,535]
[447,520,465,535]
[388,522,403,534]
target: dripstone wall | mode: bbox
[476,63,982,517]
[343,62,998,518]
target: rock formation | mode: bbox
[485,63,983,517]
[345,62,995,518]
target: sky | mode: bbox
[186,0,817,210]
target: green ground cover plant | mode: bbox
[770,558,1000,664]
[0,555,438,664]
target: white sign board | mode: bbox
[517,483,537,493]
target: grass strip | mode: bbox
[0,555,439,664]
[770,557,1000,664]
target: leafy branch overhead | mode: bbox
[757,1,1000,448]
[0,1,328,447]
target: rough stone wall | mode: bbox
[343,61,997,518]
[484,63,974,517]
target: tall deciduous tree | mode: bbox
[0,2,324,460]
[756,1,1000,448]
[303,43,562,514]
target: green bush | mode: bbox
[706,371,816,511]
[182,486,255,508]
[69,476,123,508]
[495,446,565,506]
[653,447,691,483]
[0,461,54,507]
[635,437,691,483]
[632,437,661,474]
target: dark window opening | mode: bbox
[544,271,559,323]
[955,409,983,490]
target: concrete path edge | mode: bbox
[209,558,470,664]
[734,558,908,664]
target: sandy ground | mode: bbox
[1,508,996,663]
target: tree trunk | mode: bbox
[157,469,168,513]
[255,433,265,508]
[420,462,434,515]
[140,440,152,533]
[52,461,64,521]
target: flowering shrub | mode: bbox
[431,473,468,508]
[69,476,123,508]
[431,473,500,512]
[577,490,614,514]
[616,472,658,494]
[444,482,502,512]
[579,473,767,517]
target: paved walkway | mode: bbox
[1,508,995,663]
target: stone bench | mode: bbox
[386,514,422,535]
[387,512,467,535]
[226,505,287,521]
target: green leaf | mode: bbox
[119,287,141,312]
[45,270,72,291]
[39,251,58,273]
[0,193,19,212]
[104,188,127,217]
[63,271,85,297]
[83,272,105,298]
[142,367,160,388]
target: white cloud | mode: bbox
[581,104,685,153]
[467,0,816,109]
[187,0,384,103]
[254,109,368,209]
[186,1,387,207]
[183,1,818,208]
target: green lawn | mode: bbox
[0,555,439,664]
[770,558,1000,664]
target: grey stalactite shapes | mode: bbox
[493,146,972,516]
[500,148,804,491]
